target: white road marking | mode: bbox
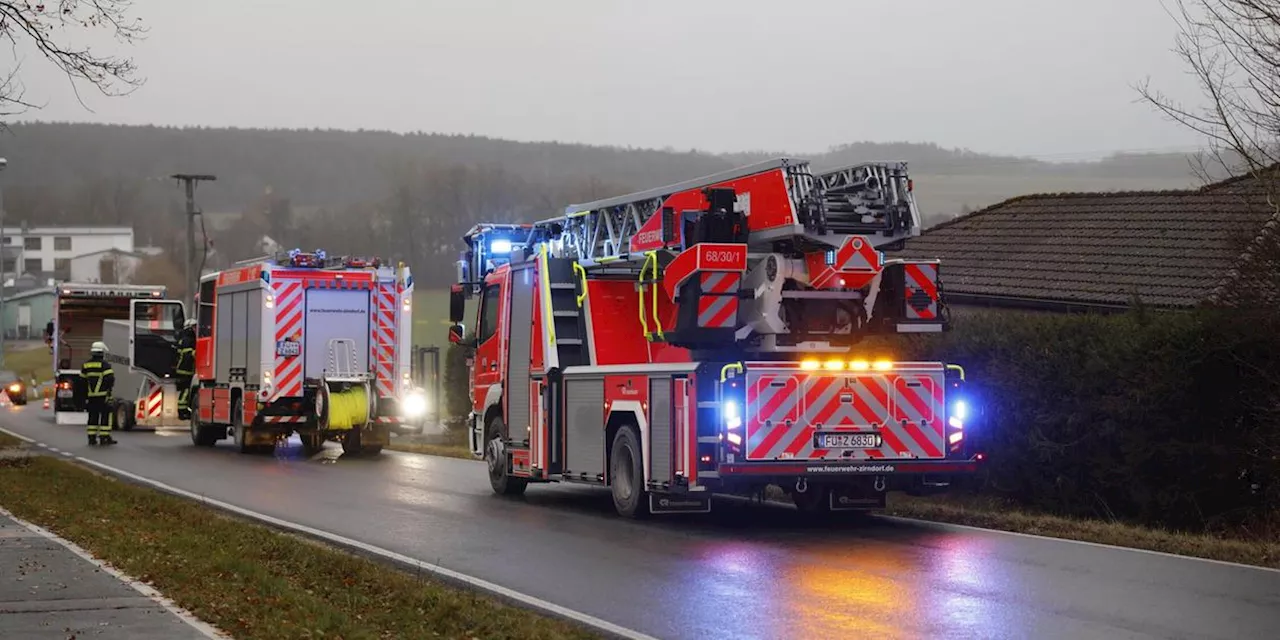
[0,505,229,639]
[0,426,656,639]
[877,514,1280,574]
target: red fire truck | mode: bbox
[189,249,422,455]
[449,158,982,518]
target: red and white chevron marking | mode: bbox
[807,235,883,290]
[696,272,739,328]
[135,385,163,419]
[261,415,306,424]
[273,280,306,398]
[744,371,944,461]
[903,262,939,320]
[372,283,396,398]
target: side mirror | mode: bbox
[448,323,466,345]
[449,285,466,324]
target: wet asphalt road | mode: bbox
[2,406,1278,640]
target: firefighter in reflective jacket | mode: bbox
[81,342,117,446]
[175,318,196,420]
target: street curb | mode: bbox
[0,505,229,639]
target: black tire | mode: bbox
[341,430,362,456]
[188,390,219,447]
[231,398,258,453]
[116,401,135,431]
[300,433,326,456]
[485,415,527,496]
[609,425,649,519]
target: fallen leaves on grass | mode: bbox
[0,457,598,640]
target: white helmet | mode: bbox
[183,318,197,329]
[90,341,108,354]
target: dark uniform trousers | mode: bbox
[175,345,195,417]
[80,359,115,444]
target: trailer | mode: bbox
[450,158,983,518]
[188,249,422,455]
[51,283,178,427]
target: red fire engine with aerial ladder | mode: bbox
[188,249,423,455]
[449,157,983,518]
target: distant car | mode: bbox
[0,370,28,406]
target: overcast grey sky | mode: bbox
[14,0,1207,158]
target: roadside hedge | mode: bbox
[439,305,1279,534]
[888,306,1280,535]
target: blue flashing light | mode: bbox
[723,399,742,430]
[490,239,513,254]
[952,399,967,421]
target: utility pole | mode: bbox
[0,157,8,371]
[171,174,216,312]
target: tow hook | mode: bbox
[874,475,886,492]
[795,477,808,493]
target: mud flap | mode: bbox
[829,483,887,511]
[649,493,712,514]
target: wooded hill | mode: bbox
[0,121,1215,288]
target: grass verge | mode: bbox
[0,431,23,449]
[0,455,598,640]
[388,441,474,460]
[388,426,474,461]
[883,492,1280,570]
[2,346,53,384]
[389,440,1280,571]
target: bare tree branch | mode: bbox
[0,1,146,120]
[1138,1,1280,203]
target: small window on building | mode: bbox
[1,258,14,273]
[23,236,41,251]
[23,258,41,274]
[54,236,72,251]
[53,258,70,277]
[2,237,10,245]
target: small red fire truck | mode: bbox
[449,158,982,518]
[189,249,421,455]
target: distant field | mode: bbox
[1,346,52,383]
[412,288,474,347]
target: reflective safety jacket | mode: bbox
[80,357,115,398]
[175,327,196,376]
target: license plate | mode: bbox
[816,432,881,449]
[57,389,73,398]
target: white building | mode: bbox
[68,248,146,284]
[0,226,134,279]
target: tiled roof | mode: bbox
[898,172,1280,309]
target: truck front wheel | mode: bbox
[609,424,649,519]
[486,415,527,496]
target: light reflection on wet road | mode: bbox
[2,409,1278,640]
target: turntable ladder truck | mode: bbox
[448,158,983,518]
[187,249,419,455]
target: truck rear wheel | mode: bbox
[301,433,326,456]
[609,424,649,519]
[116,401,135,432]
[231,398,269,454]
[339,430,383,456]
[486,415,527,496]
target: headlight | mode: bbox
[7,383,19,393]
[402,391,428,418]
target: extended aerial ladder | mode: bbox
[458,158,941,353]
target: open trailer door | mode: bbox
[129,299,185,379]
